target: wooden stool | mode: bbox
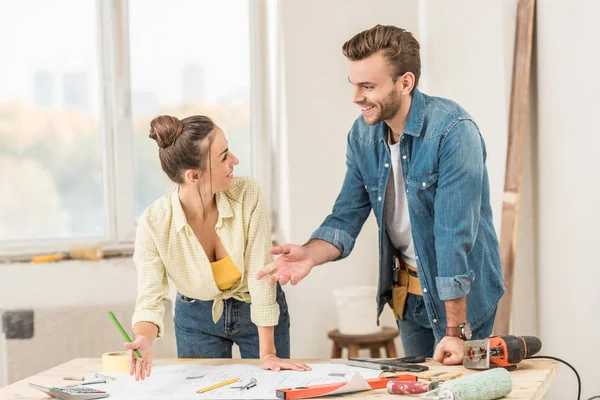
[328,327,399,358]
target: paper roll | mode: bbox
[102,351,129,373]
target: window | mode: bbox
[0,0,105,244]
[0,0,266,254]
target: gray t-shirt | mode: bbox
[384,133,417,267]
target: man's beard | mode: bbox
[364,88,402,125]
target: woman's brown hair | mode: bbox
[149,115,215,184]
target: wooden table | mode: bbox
[0,358,558,399]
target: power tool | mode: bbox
[463,335,542,370]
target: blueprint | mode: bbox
[87,363,382,399]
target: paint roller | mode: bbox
[388,368,512,400]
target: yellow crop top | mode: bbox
[210,255,242,291]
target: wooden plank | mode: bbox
[0,358,558,399]
[494,0,536,335]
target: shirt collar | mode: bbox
[403,88,425,137]
[215,191,233,228]
[171,189,187,232]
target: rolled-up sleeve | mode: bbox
[245,185,279,327]
[434,119,483,300]
[132,214,169,338]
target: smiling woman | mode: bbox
[126,113,311,381]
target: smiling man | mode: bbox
[257,25,505,364]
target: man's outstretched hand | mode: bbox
[255,244,315,286]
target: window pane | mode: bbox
[0,0,105,242]
[129,0,252,218]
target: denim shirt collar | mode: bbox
[404,88,426,137]
[374,88,426,142]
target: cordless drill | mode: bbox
[463,335,542,370]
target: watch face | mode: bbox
[462,323,473,340]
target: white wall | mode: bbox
[277,0,420,358]
[535,1,600,399]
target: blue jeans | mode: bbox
[396,294,496,357]
[174,284,290,358]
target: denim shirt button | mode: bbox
[422,182,427,187]
[433,319,438,323]
[402,155,407,160]
[385,163,390,168]
[377,196,382,201]
[423,288,428,293]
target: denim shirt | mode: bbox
[310,89,505,341]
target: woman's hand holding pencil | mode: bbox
[108,312,157,382]
[124,335,154,381]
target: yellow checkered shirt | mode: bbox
[132,177,278,338]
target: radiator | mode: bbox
[0,300,176,386]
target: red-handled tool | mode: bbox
[387,380,439,394]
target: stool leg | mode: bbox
[331,342,342,358]
[385,340,398,358]
[348,344,359,358]
[370,346,381,358]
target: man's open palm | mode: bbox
[255,244,315,286]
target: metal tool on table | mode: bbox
[65,379,106,388]
[344,357,429,372]
[231,378,257,390]
[94,373,116,381]
[463,335,542,370]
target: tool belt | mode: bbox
[389,257,422,320]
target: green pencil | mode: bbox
[108,311,142,359]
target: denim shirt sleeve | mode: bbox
[310,133,372,261]
[434,119,483,300]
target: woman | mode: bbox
[125,114,309,380]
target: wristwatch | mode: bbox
[445,322,472,340]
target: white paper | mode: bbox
[326,373,372,395]
[87,363,381,400]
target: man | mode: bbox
[256,25,505,364]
